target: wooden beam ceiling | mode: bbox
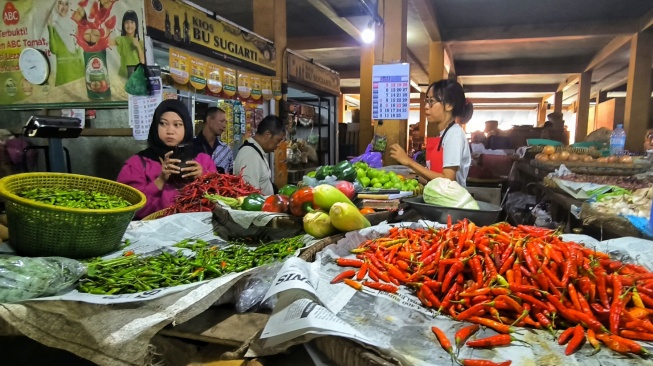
[558,75,580,92]
[287,35,359,50]
[464,84,559,93]
[338,69,361,79]
[441,19,637,42]
[341,87,360,94]
[456,57,588,76]
[305,0,361,39]
[584,35,632,72]
[409,0,441,42]
[468,97,543,104]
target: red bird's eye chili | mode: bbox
[362,281,398,293]
[343,278,362,291]
[558,327,576,345]
[586,329,601,355]
[455,324,480,349]
[431,325,455,361]
[466,334,529,348]
[459,360,512,366]
[335,258,364,268]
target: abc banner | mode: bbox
[0,0,145,106]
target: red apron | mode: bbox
[426,137,444,173]
[425,122,456,173]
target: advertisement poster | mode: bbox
[145,0,276,76]
[0,0,145,106]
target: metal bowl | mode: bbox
[403,196,503,226]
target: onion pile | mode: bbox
[534,145,635,165]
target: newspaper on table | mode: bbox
[0,212,316,366]
[249,221,653,366]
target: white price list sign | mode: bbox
[372,63,410,120]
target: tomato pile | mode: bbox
[333,221,653,361]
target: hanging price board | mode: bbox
[372,63,410,120]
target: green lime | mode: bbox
[356,168,366,179]
[383,181,394,189]
[360,177,371,187]
[367,169,379,179]
[373,182,383,188]
[393,182,402,189]
[391,176,400,184]
[388,171,396,177]
[370,178,380,185]
[379,175,390,184]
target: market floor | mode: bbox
[1,335,317,366]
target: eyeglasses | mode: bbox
[425,97,439,107]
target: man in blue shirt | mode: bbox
[193,107,233,174]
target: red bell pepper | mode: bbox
[262,194,290,213]
[289,187,315,216]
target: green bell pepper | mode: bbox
[334,161,357,182]
[315,165,334,180]
[279,184,298,197]
[241,193,266,211]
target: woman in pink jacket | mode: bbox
[117,99,216,219]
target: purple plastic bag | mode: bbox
[349,144,383,168]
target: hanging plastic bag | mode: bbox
[349,144,383,168]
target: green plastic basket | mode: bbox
[0,173,146,258]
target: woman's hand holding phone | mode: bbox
[181,160,203,179]
[159,151,182,181]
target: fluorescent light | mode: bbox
[410,80,421,92]
[361,26,375,43]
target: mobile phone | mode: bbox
[171,144,193,170]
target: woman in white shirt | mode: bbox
[389,80,471,186]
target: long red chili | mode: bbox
[565,325,585,356]
[362,281,398,293]
[330,270,356,284]
[431,326,454,356]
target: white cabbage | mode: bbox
[423,178,479,210]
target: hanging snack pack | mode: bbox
[372,134,388,152]
[207,64,223,94]
[223,68,237,97]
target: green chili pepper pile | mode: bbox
[19,188,132,209]
[78,235,306,295]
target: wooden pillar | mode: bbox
[427,41,445,137]
[253,0,287,186]
[554,91,563,114]
[624,30,653,152]
[537,99,547,126]
[337,94,346,122]
[429,42,445,84]
[361,0,408,164]
[418,92,426,144]
[253,0,286,112]
[575,71,592,142]
[358,42,375,155]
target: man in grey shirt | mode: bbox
[234,115,285,195]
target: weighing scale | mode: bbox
[22,116,82,173]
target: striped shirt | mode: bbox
[211,139,234,174]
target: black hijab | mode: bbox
[137,99,196,162]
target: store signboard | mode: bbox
[287,52,340,96]
[372,63,410,120]
[0,0,145,107]
[145,0,276,75]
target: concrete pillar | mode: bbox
[575,71,592,142]
[624,30,653,152]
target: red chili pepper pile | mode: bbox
[334,221,653,359]
[164,171,260,215]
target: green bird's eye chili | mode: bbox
[19,188,131,209]
[78,235,306,295]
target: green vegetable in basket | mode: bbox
[19,188,131,209]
